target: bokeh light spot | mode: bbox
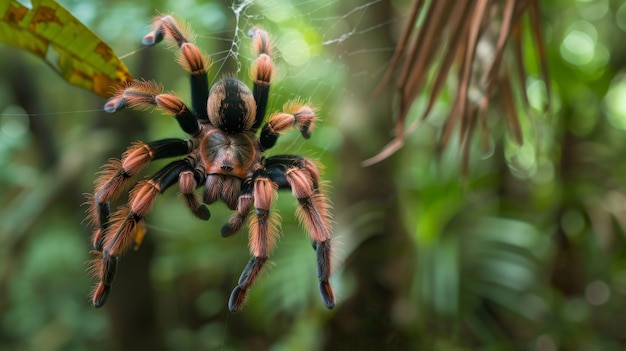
[585,280,610,306]
[560,29,595,66]
[604,75,626,130]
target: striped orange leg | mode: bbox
[248,27,274,131]
[259,100,318,150]
[95,77,205,246]
[266,155,335,309]
[88,139,191,250]
[90,160,200,307]
[142,14,210,120]
[228,170,279,312]
[93,77,204,249]
[104,80,201,135]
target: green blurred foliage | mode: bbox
[2,0,626,350]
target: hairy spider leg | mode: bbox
[228,169,280,312]
[94,79,204,248]
[265,155,335,309]
[142,15,210,120]
[248,28,274,131]
[260,101,318,150]
[91,72,211,306]
[88,138,192,250]
[104,80,201,136]
[90,159,202,307]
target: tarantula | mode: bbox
[86,15,335,312]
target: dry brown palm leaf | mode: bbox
[363,0,550,169]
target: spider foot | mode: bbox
[316,239,335,309]
[247,27,272,56]
[103,95,126,113]
[142,27,164,46]
[220,210,249,237]
[220,223,237,237]
[179,181,211,221]
[229,256,267,312]
[103,81,164,114]
[142,15,177,47]
[319,281,335,309]
[194,204,211,220]
[91,282,111,308]
[228,286,246,313]
[89,252,119,308]
[91,228,105,250]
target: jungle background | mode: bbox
[1,0,626,350]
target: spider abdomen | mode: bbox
[207,77,256,133]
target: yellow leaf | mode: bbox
[0,0,132,97]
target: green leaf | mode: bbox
[0,0,132,97]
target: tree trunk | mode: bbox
[324,1,416,349]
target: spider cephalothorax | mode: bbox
[86,15,334,312]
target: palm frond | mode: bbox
[364,0,550,172]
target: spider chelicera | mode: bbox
[86,15,335,312]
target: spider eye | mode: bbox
[207,78,256,133]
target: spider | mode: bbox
[86,15,335,312]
